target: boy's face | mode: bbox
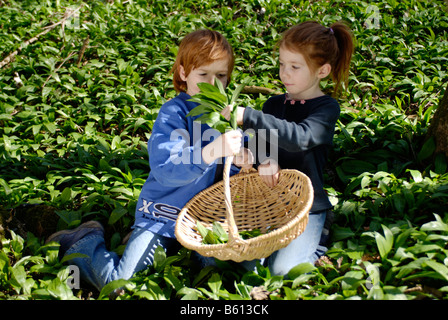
[179,58,229,96]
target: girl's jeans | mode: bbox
[265,210,327,275]
[67,211,327,290]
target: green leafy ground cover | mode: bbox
[0,0,448,300]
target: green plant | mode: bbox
[0,231,82,299]
[187,79,248,132]
[197,221,229,244]
[196,221,263,244]
[1,0,448,301]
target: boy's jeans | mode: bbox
[66,211,327,290]
[66,226,180,291]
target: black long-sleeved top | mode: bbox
[242,94,340,212]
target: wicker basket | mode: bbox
[175,156,313,262]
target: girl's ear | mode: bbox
[179,65,187,81]
[318,63,331,79]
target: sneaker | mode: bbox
[46,221,104,258]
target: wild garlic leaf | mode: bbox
[195,112,223,128]
[214,77,227,97]
[197,82,221,94]
[187,78,249,132]
[188,97,221,111]
[196,221,210,239]
[197,222,220,244]
[196,82,228,105]
[197,221,264,245]
[196,221,228,244]
[229,81,246,106]
[212,221,229,243]
[185,104,216,117]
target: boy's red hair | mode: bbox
[171,29,235,93]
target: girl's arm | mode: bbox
[242,99,340,153]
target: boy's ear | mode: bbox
[318,63,331,79]
[179,65,187,81]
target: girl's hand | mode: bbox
[202,130,242,164]
[258,158,280,188]
[221,105,245,126]
[233,147,254,170]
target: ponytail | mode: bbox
[278,20,354,96]
[329,22,355,95]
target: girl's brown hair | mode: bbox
[278,21,354,96]
[171,29,235,93]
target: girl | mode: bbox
[224,21,354,275]
[47,29,252,290]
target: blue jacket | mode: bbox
[133,92,240,238]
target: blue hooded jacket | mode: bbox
[133,92,240,238]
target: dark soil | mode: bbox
[0,204,59,240]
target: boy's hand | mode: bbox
[202,130,242,164]
[258,158,280,188]
[233,147,254,170]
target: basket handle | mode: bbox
[223,155,241,244]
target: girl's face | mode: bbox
[279,47,329,100]
[180,58,230,96]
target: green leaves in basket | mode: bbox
[197,221,229,244]
[187,78,248,133]
[196,221,263,244]
[239,229,262,240]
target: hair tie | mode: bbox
[329,27,334,34]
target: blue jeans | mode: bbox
[265,210,327,275]
[67,211,327,290]
[66,226,181,291]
